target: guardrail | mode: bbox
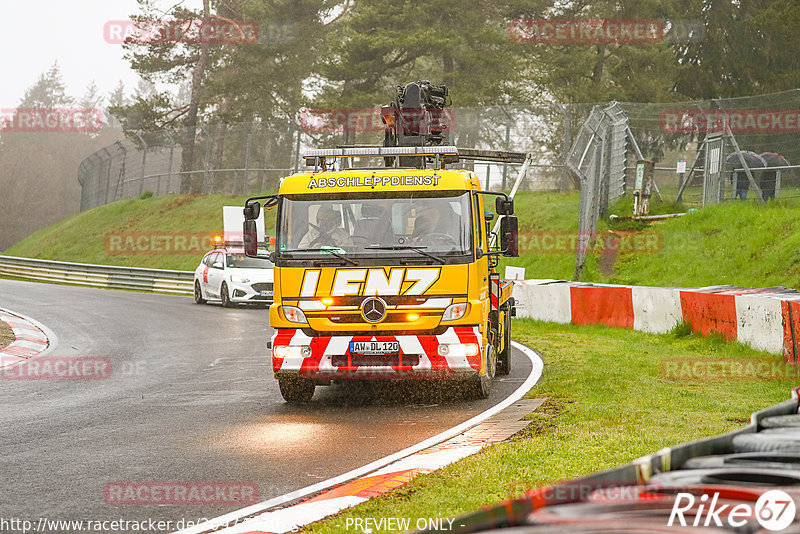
[0,255,194,295]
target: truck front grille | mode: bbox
[331,354,421,367]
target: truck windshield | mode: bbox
[277,192,473,258]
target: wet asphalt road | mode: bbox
[0,278,532,530]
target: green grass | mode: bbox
[5,189,800,289]
[3,194,276,271]
[498,192,800,289]
[303,319,797,534]
[600,199,800,288]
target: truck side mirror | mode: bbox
[501,216,519,257]
[243,219,258,257]
[495,196,514,216]
[244,201,261,221]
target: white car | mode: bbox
[193,247,274,307]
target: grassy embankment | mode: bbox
[6,190,800,289]
[4,194,275,271]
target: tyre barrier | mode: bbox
[414,388,800,533]
[513,280,800,361]
[0,254,193,295]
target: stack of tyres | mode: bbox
[413,393,800,533]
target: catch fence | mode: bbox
[77,107,573,211]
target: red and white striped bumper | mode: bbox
[271,327,483,380]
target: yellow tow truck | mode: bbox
[243,82,519,402]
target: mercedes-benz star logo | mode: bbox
[360,296,387,323]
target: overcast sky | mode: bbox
[0,0,202,108]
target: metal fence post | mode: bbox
[77,160,89,211]
[556,104,572,193]
[243,124,253,194]
[114,141,127,201]
[98,147,112,206]
[499,107,512,190]
[136,134,148,196]
[165,131,175,195]
[201,125,212,194]
[293,124,301,174]
[92,153,103,209]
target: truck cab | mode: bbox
[244,146,518,402]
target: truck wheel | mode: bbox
[496,307,512,376]
[278,377,315,403]
[194,281,206,304]
[469,345,495,400]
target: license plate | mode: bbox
[259,290,273,296]
[349,341,399,355]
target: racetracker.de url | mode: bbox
[0,517,208,533]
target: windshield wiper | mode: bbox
[365,245,445,264]
[282,248,357,266]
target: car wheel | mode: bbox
[194,281,206,304]
[278,377,315,403]
[220,282,234,308]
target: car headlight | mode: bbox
[442,302,469,321]
[230,275,250,284]
[282,306,308,324]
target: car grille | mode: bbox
[251,282,273,292]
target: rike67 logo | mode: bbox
[668,489,796,531]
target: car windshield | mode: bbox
[277,192,473,257]
[225,254,273,269]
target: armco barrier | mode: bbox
[0,255,193,295]
[513,280,800,362]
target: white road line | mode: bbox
[175,340,544,534]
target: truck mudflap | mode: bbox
[272,326,483,379]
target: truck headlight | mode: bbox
[282,306,308,324]
[274,345,312,358]
[442,302,468,321]
[230,275,250,284]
